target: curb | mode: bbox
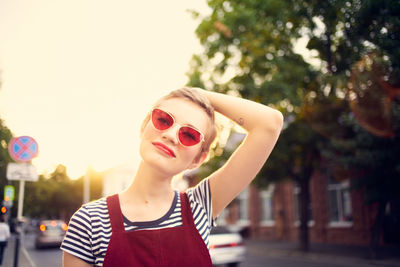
[245,240,400,267]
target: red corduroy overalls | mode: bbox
[103,192,213,267]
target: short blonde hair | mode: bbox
[141,87,218,155]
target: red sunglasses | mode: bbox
[151,108,205,147]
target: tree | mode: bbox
[0,118,14,191]
[322,53,400,257]
[24,165,81,220]
[302,0,400,257]
[23,164,104,221]
[0,99,17,220]
[187,0,322,251]
[188,0,400,254]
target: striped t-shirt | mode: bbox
[61,179,214,266]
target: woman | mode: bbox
[0,216,10,266]
[61,87,283,266]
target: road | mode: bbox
[21,234,381,267]
[241,253,372,267]
[23,233,62,267]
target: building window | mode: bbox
[294,184,313,226]
[237,187,249,225]
[260,185,275,226]
[328,178,353,226]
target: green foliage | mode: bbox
[0,117,15,206]
[187,0,315,113]
[23,165,103,220]
[187,0,324,188]
[323,100,400,205]
[23,165,80,220]
[188,0,400,251]
[189,0,400,198]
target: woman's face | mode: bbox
[139,97,210,176]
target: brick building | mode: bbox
[184,166,388,246]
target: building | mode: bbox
[183,131,399,247]
[185,165,391,246]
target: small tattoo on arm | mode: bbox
[236,117,244,125]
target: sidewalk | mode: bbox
[245,239,400,267]
[3,234,34,267]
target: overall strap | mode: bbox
[180,192,194,228]
[106,194,125,233]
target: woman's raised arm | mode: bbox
[198,88,283,219]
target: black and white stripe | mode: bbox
[61,179,214,267]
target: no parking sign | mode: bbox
[7,136,39,220]
[8,136,39,162]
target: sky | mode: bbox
[0,0,211,178]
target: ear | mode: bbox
[188,151,208,170]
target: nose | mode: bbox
[161,124,179,145]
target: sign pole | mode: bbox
[17,180,25,220]
[83,169,90,203]
[7,136,39,267]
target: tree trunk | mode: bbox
[299,178,310,252]
[369,200,387,259]
[326,30,333,74]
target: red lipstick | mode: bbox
[152,142,176,158]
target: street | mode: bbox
[23,233,62,267]
[17,234,386,267]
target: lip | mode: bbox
[152,142,176,158]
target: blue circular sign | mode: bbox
[8,136,39,162]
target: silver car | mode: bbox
[209,226,246,266]
[35,220,68,249]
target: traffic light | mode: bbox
[0,206,6,214]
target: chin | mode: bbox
[139,145,179,175]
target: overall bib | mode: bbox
[103,192,213,267]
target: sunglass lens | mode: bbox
[152,109,173,130]
[179,127,202,146]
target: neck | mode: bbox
[121,160,174,204]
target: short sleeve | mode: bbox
[60,206,95,264]
[186,178,216,228]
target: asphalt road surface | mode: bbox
[23,233,62,267]
[21,234,380,267]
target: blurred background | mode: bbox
[0,0,399,266]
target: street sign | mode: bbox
[8,136,39,162]
[4,185,15,201]
[6,162,39,182]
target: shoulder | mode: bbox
[61,197,109,264]
[186,178,211,205]
[69,197,108,228]
[82,197,108,214]
[81,197,108,214]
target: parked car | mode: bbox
[35,220,68,249]
[209,226,246,266]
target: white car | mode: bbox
[35,220,68,249]
[209,226,246,266]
